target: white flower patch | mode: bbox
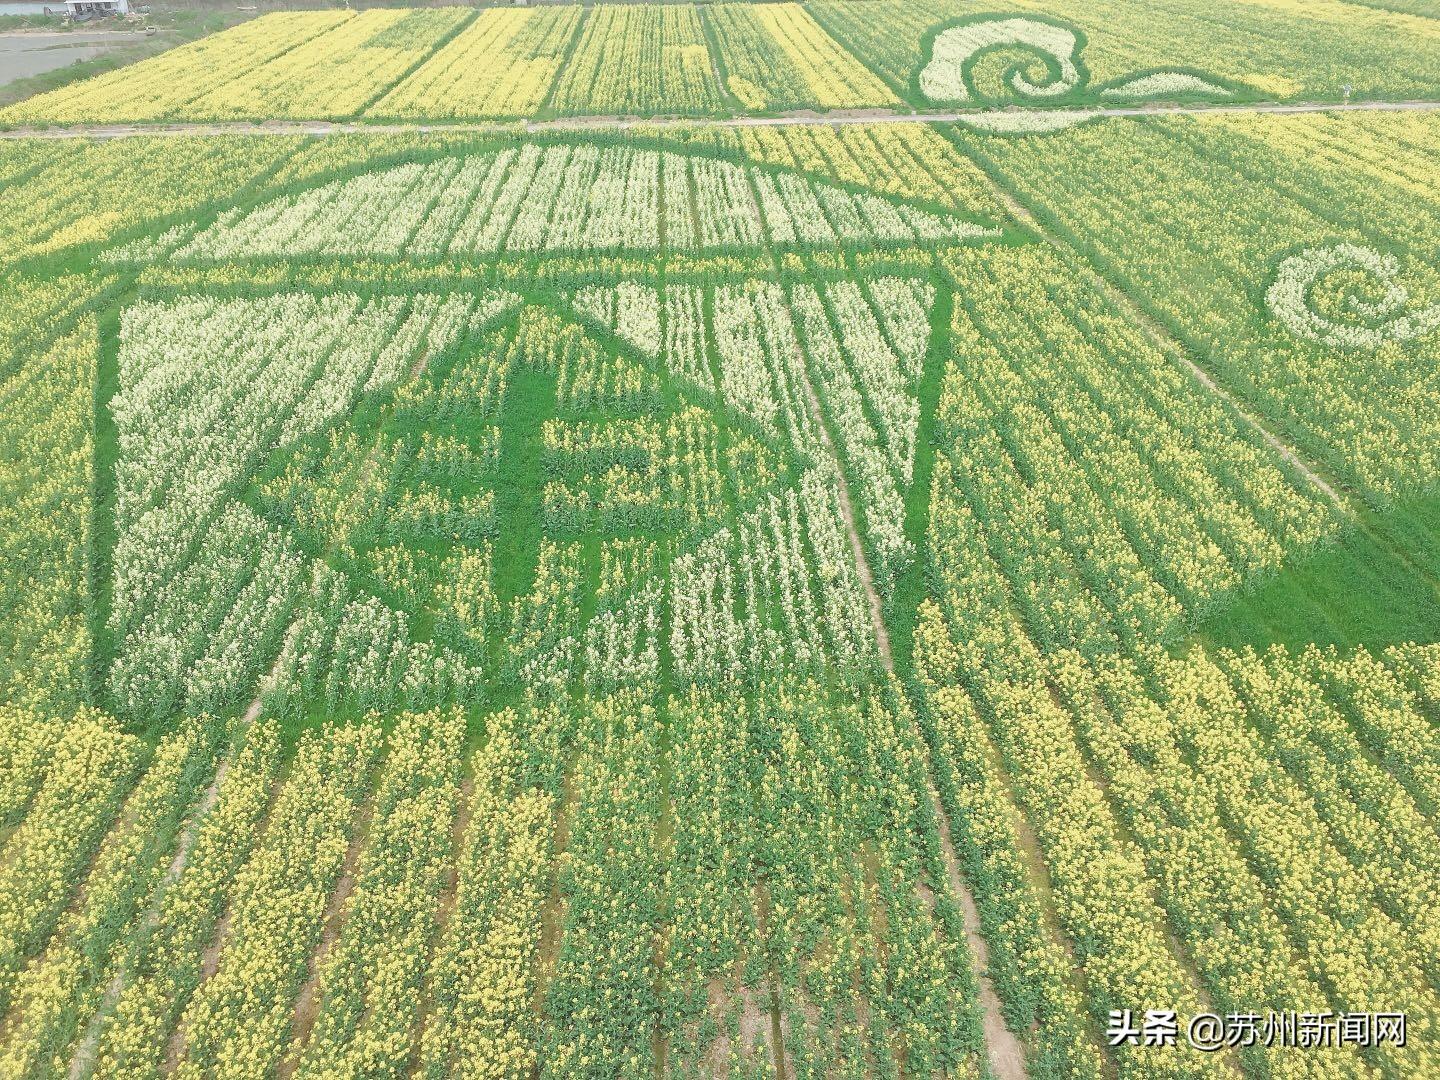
[582,579,663,691]
[954,109,1097,134]
[467,289,525,339]
[570,283,714,392]
[921,18,1081,103]
[714,283,821,454]
[1267,243,1440,349]
[571,282,662,359]
[125,146,996,263]
[1100,72,1232,99]
[663,285,712,392]
[919,15,1232,113]
[108,291,491,715]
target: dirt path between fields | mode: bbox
[792,343,1027,1080]
[404,771,475,1075]
[275,784,377,1078]
[2,97,1439,140]
[928,782,1031,1080]
[66,747,237,1080]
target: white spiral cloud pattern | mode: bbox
[1267,243,1440,349]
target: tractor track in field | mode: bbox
[2,98,1440,140]
[791,340,1028,1080]
[67,748,236,1080]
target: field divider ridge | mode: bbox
[5,97,1440,141]
[788,327,1029,1080]
[352,7,480,122]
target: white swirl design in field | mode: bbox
[919,16,1231,107]
[920,18,1079,103]
[1100,72,1231,99]
[1267,243,1440,349]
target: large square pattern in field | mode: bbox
[102,137,991,721]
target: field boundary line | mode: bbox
[352,8,479,121]
[925,776,1030,1080]
[4,97,1440,140]
[790,334,1029,1079]
[695,4,738,114]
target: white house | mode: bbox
[63,0,130,19]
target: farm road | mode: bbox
[3,96,1440,140]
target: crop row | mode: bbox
[2,662,1013,1076]
[291,710,464,1077]
[0,715,143,1025]
[934,242,1338,655]
[94,720,282,1079]
[548,4,720,117]
[0,13,346,123]
[166,723,378,1078]
[0,723,215,1076]
[914,596,1440,1077]
[374,6,582,120]
[9,638,1435,1077]
[710,3,896,112]
[661,121,1012,224]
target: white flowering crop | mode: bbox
[1267,243,1440,349]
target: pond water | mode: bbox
[0,3,58,15]
[0,29,139,86]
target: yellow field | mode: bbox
[371,7,582,120]
[0,12,347,123]
[182,9,471,121]
[749,3,896,109]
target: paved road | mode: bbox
[2,96,1440,139]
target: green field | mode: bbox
[2,3,1439,1078]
